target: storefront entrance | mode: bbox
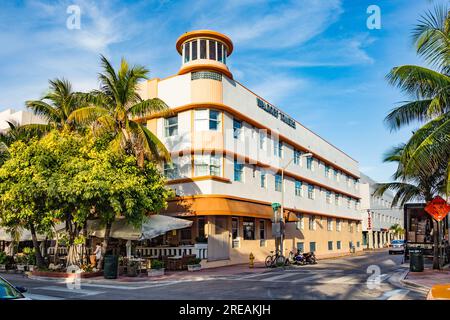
[207,216,230,261]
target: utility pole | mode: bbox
[279,152,312,257]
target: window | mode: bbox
[163,162,180,179]
[309,215,316,230]
[327,218,333,231]
[347,197,351,209]
[297,242,304,253]
[259,220,265,240]
[337,241,341,250]
[336,219,342,231]
[295,180,302,197]
[310,242,316,252]
[259,131,266,149]
[334,169,339,181]
[274,141,283,158]
[232,218,239,239]
[349,222,354,233]
[349,241,354,249]
[233,118,242,139]
[355,200,359,210]
[275,174,282,192]
[325,165,330,177]
[296,214,304,230]
[260,170,267,188]
[164,116,178,137]
[194,109,221,131]
[243,218,255,240]
[194,154,221,177]
[326,191,332,204]
[200,39,207,59]
[335,194,340,205]
[307,157,313,170]
[180,227,192,243]
[307,185,315,199]
[192,40,198,60]
[357,241,360,248]
[191,71,222,81]
[184,42,190,63]
[346,175,350,186]
[223,47,227,64]
[294,149,301,165]
[209,40,216,60]
[217,43,223,62]
[328,241,333,251]
[234,159,244,182]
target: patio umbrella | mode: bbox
[0,223,66,242]
[87,215,193,241]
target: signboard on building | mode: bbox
[367,211,372,230]
[256,98,296,129]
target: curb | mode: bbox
[399,270,431,294]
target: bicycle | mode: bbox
[264,250,286,268]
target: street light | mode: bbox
[279,152,313,256]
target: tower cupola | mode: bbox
[176,30,233,79]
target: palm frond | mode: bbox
[127,98,171,118]
[68,106,110,125]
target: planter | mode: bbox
[28,265,35,272]
[0,264,7,271]
[147,268,165,277]
[127,264,138,277]
[16,264,27,272]
[187,264,202,272]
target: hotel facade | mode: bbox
[136,30,364,267]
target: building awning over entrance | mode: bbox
[163,196,274,219]
[87,215,193,241]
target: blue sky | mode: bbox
[0,0,444,182]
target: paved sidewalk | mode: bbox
[402,267,450,290]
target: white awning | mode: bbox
[0,223,65,242]
[87,215,193,241]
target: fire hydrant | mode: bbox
[249,252,255,268]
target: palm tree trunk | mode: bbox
[29,224,45,268]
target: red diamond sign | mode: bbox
[424,196,450,222]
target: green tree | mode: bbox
[68,55,171,168]
[389,224,405,240]
[0,129,171,268]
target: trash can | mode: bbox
[103,255,118,279]
[409,248,424,272]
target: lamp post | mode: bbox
[279,152,313,257]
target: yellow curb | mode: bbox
[426,283,450,300]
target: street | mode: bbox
[1,250,427,300]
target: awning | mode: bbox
[87,215,193,241]
[0,223,65,242]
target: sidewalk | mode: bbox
[402,266,450,291]
[28,262,270,284]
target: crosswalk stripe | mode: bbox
[34,285,104,296]
[236,272,274,280]
[259,273,297,282]
[377,289,410,300]
[291,274,324,283]
[24,293,65,300]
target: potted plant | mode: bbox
[126,260,138,277]
[0,252,9,270]
[23,247,36,272]
[187,257,202,272]
[148,260,165,277]
[15,254,27,272]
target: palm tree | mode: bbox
[68,55,171,167]
[25,78,84,133]
[374,144,447,269]
[384,5,450,194]
[389,224,405,240]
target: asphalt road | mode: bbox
[1,250,427,300]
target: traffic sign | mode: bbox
[425,196,450,222]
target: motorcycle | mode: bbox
[286,250,307,265]
[302,251,317,265]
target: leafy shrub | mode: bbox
[151,260,164,270]
[188,258,202,265]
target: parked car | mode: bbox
[0,276,29,300]
[388,239,405,255]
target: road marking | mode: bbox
[34,285,104,296]
[259,273,297,282]
[377,289,410,300]
[291,274,324,283]
[326,276,359,284]
[236,272,274,280]
[24,293,65,300]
